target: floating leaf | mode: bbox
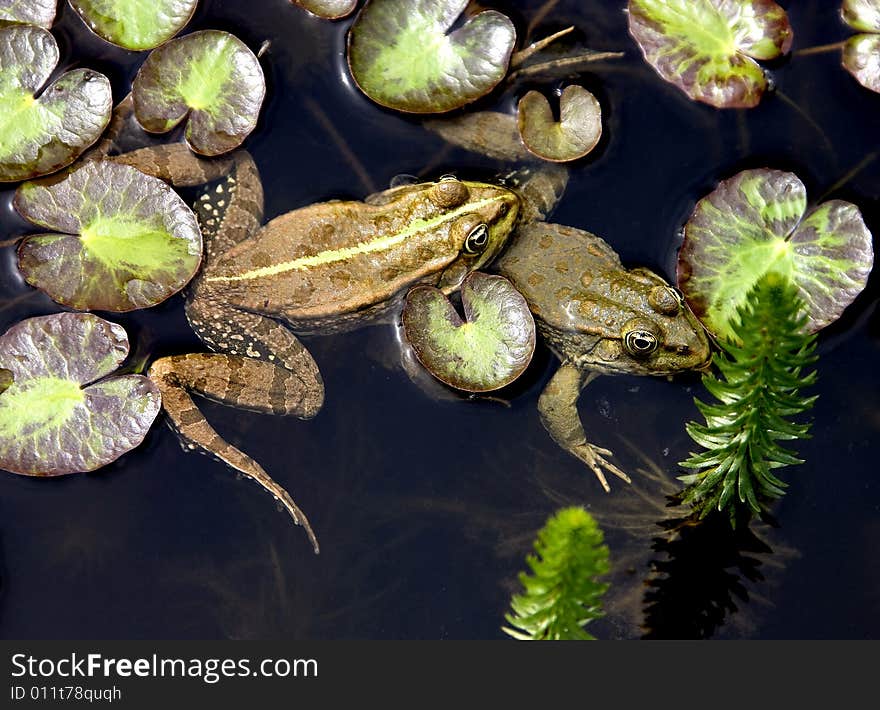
[627,0,793,108]
[402,272,535,392]
[132,29,265,155]
[843,0,880,32]
[292,0,357,20]
[0,0,56,28]
[347,0,516,113]
[842,0,880,93]
[677,168,874,340]
[15,160,202,312]
[69,0,199,51]
[517,85,602,163]
[0,25,112,182]
[0,312,161,476]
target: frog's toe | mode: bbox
[572,443,631,492]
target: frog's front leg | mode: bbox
[149,305,325,553]
[537,362,631,492]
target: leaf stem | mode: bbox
[794,41,846,57]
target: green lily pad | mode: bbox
[0,312,161,476]
[0,0,56,28]
[69,0,199,51]
[402,272,536,392]
[842,0,880,94]
[15,160,203,312]
[293,0,357,20]
[131,29,265,155]
[0,25,112,183]
[517,85,602,163]
[677,168,874,340]
[627,0,793,108]
[347,0,516,114]
[843,0,880,32]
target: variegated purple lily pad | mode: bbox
[69,0,199,51]
[841,0,880,94]
[627,0,793,108]
[402,272,536,392]
[677,168,874,340]
[347,0,516,113]
[517,85,602,163]
[0,25,112,182]
[0,313,161,476]
[292,0,357,19]
[131,29,265,155]
[15,160,203,312]
[0,0,56,28]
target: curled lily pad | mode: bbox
[402,272,536,392]
[347,0,516,113]
[132,29,265,155]
[0,25,112,182]
[0,0,56,28]
[677,168,874,340]
[293,0,357,19]
[69,0,199,51]
[517,85,602,163]
[15,160,203,312]
[842,0,880,93]
[0,312,161,476]
[627,0,793,108]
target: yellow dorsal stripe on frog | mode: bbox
[205,195,506,283]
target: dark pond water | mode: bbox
[1,0,878,640]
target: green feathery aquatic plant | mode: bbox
[503,507,609,640]
[679,272,818,523]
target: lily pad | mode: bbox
[131,29,265,155]
[347,0,516,113]
[0,312,161,476]
[842,0,880,94]
[69,0,199,51]
[517,85,602,163]
[627,0,793,108]
[677,168,874,340]
[0,25,112,182]
[15,160,203,312]
[293,0,357,20]
[402,272,536,392]
[0,0,56,28]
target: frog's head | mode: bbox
[427,177,520,292]
[575,268,712,377]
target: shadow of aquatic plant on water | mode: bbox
[640,512,788,639]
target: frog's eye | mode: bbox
[648,285,681,315]
[624,329,658,357]
[463,223,490,255]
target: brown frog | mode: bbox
[110,144,520,552]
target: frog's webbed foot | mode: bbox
[149,354,321,553]
[537,362,631,492]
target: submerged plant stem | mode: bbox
[794,41,847,57]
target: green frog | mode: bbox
[111,144,520,553]
[429,111,711,493]
[494,220,711,492]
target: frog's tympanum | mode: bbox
[495,220,711,492]
[113,144,520,552]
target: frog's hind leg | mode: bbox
[537,363,631,492]
[149,353,320,553]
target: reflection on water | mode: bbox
[0,0,878,639]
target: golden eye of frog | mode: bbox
[495,221,711,491]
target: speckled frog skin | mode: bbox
[112,144,520,552]
[495,220,711,491]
